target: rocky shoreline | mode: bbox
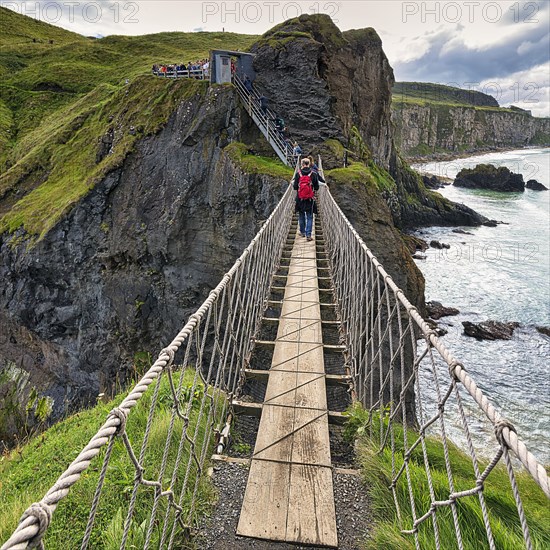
[408,145,548,165]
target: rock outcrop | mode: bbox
[250,15,488,229]
[422,174,450,189]
[0,86,288,443]
[526,179,548,191]
[462,320,520,340]
[426,301,459,320]
[454,164,525,192]
[430,240,450,249]
[251,18,394,168]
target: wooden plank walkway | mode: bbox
[237,225,338,547]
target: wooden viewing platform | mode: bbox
[237,225,338,547]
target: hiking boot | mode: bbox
[300,233,306,237]
[307,236,313,241]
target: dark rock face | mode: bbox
[454,164,525,192]
[250,15,488,229]
[251,17,394,168]
[526,179,548,191]
[426,301,459,320]
[536,326,550,337]
[422,174,449,189]
[0,86,287,441]
[402,234,428,254]
[462,320,520,340]
[430,240,450,249]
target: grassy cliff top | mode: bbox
[0,7,258,240]
[392,81,502,110]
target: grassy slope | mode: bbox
[344,404,550,550]
[224,142,294,179]
[0,370,219,548]
[0,7,258,239]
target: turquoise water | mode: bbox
[414,149,550,463]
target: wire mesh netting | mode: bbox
[318,184,549,550]
[1,187,294,550]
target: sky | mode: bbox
[2,0,550,116]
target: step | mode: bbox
[244,369,352,387]
[232,400,346,425]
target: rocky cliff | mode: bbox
[251,18,394,169]
[1,15,485,443]
[0,85,288,443]
[250,15,486,229]
[393,101,550,157]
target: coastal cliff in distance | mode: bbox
[392,82,550,158]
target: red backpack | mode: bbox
[297,170,315,200]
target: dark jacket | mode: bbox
[293,167,319,214]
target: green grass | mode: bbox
[0,369,221,549]
[259,13,347,49]
[344,403,550,550]
[0,77,208,240]
[327,161,397,193]
[0,6,258,240]
[392,96,515,113]
[324,138,346,158]
[392,82,501,109]
[224,142,294,179]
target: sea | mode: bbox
[413,148,550,464]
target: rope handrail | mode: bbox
[1,185,294,550]
[320,184,548,493]
[317,177,548,550]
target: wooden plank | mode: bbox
[286,464,338,547]
[238,224,338,547]
[237,459,290,541]
[244,368,352,387]
[252,404,294,462]
[290,407,331,466]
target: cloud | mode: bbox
[393,19,549,86]
[480,63,550,117]
[3,0,145,37]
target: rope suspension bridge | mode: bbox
[2,84,548,550]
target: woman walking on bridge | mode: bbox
[293,157,319,241]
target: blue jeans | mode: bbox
[299,211,313,237]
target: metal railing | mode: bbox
[232,74,294,166]
[153,69,207,80]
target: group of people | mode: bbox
[152,59,210,79]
